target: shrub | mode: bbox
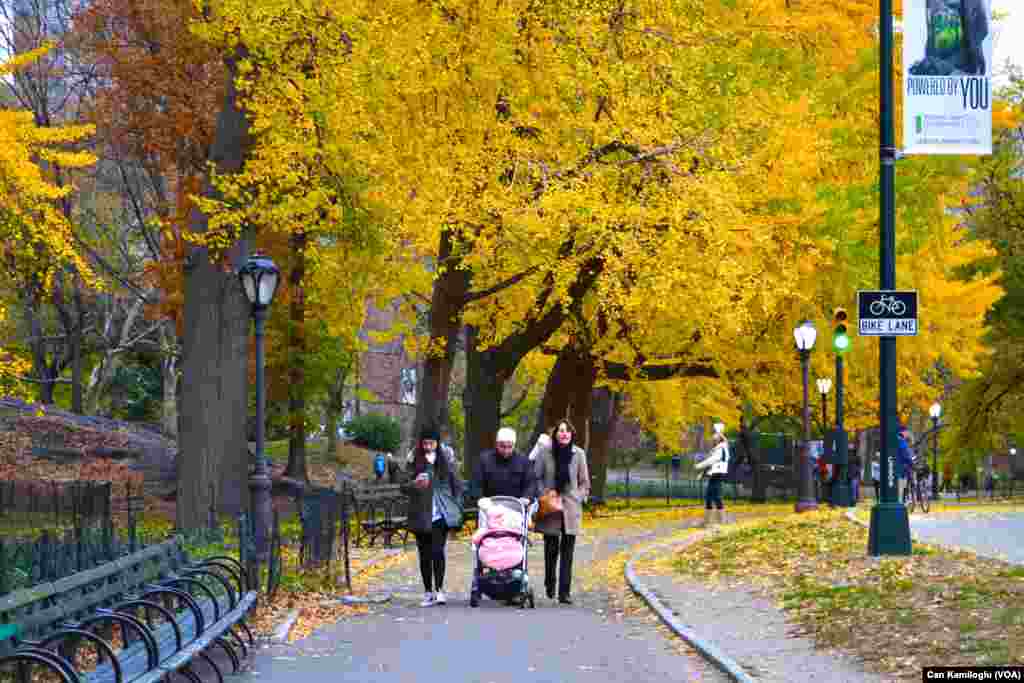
[343,412,401,453]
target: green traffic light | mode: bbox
[834,332,851,352]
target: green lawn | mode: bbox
[264,438,336,465]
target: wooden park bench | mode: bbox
[350,484,409,549]
[0,537,255,683]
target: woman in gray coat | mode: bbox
[401,426,464,607]
[535,419,590,604]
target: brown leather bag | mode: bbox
[537,489,564,519]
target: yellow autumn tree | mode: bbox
[595,40,1001,447]
[187,0,909,471]
[0,49,96,398]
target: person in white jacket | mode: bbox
[695,431,730,526]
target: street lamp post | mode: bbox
[239,253,280,582]
[794,321,818,513]
[868,0,912,555]
[929,402,942,501]
[817,378,832,434]
[1010,446,1017,498]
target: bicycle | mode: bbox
[902,468,931,513]
[869,294,907,316]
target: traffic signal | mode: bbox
[832,307,851,353]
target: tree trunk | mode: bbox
[325,401,340,460]
[162,355,179,439]
[24,295,59,405]
[587,387,616,501]
[412,228,471,446]
[325,366,348,462]
[85,355,119,415]
[179,50,254,529]
[531,344,597,445]
[286,230,308,481]
[70,275,85,414]
[463,325,506,478]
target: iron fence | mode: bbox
[295,483,352,591]
[0,480,112,534]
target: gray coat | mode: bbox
[400,450,464,534]
[534,445,590,536]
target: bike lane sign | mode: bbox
[857,290,918,336]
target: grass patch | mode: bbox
[673,509,1024,678]
[265,438,339,465]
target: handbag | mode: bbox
[436,485,464,530]
[537,489,564,519]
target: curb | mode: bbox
[624,532,756,683]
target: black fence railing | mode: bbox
[603,468,799,505]
[0,478,292,598]
[0,480,112,533]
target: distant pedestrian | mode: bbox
[402,426,464,607]
[872,455,881,501]
[849,450,861,504]
[696,431,729,525]
[898,426,914,503]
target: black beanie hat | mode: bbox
[420,426,440,442]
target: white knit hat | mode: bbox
[496,427,517,446]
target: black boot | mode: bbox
[558,533,576,603]
[544,535,559,599]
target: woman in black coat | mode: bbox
[401,426,464,607]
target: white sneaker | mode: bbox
[420,592,436,607]
[435,591,446,605]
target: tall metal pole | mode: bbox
[868,0,912,554]
[821,392,828,435]
[834,355,852,506]
[931,416,940,500]
[796,350,818,512]
[250,308,273,572]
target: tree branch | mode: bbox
[463,265,541,304]
[500,382,532,418]
[602,359,719,381]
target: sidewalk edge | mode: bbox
[624,535,756,683]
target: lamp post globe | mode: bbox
[794,320,818,512]
[816,377,832,436]
[238,253,280,309]
[929,402,941,500]
[238,253,280,583]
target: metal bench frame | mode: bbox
[0,538,256,683]
[350,485,409,548]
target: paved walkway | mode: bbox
[632,533,889,683]
[910,509,1024,564]
[240,518,730,683]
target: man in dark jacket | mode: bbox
[469,427,537,606]
[472,427,538,501]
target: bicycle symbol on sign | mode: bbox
[869,294,907,316]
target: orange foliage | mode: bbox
[73,0,225,331]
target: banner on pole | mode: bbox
[903,0,992,155]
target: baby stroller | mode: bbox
[470,496,536,608]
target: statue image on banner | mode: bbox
[910,0,989,76]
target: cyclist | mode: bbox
[897,426,914,502]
